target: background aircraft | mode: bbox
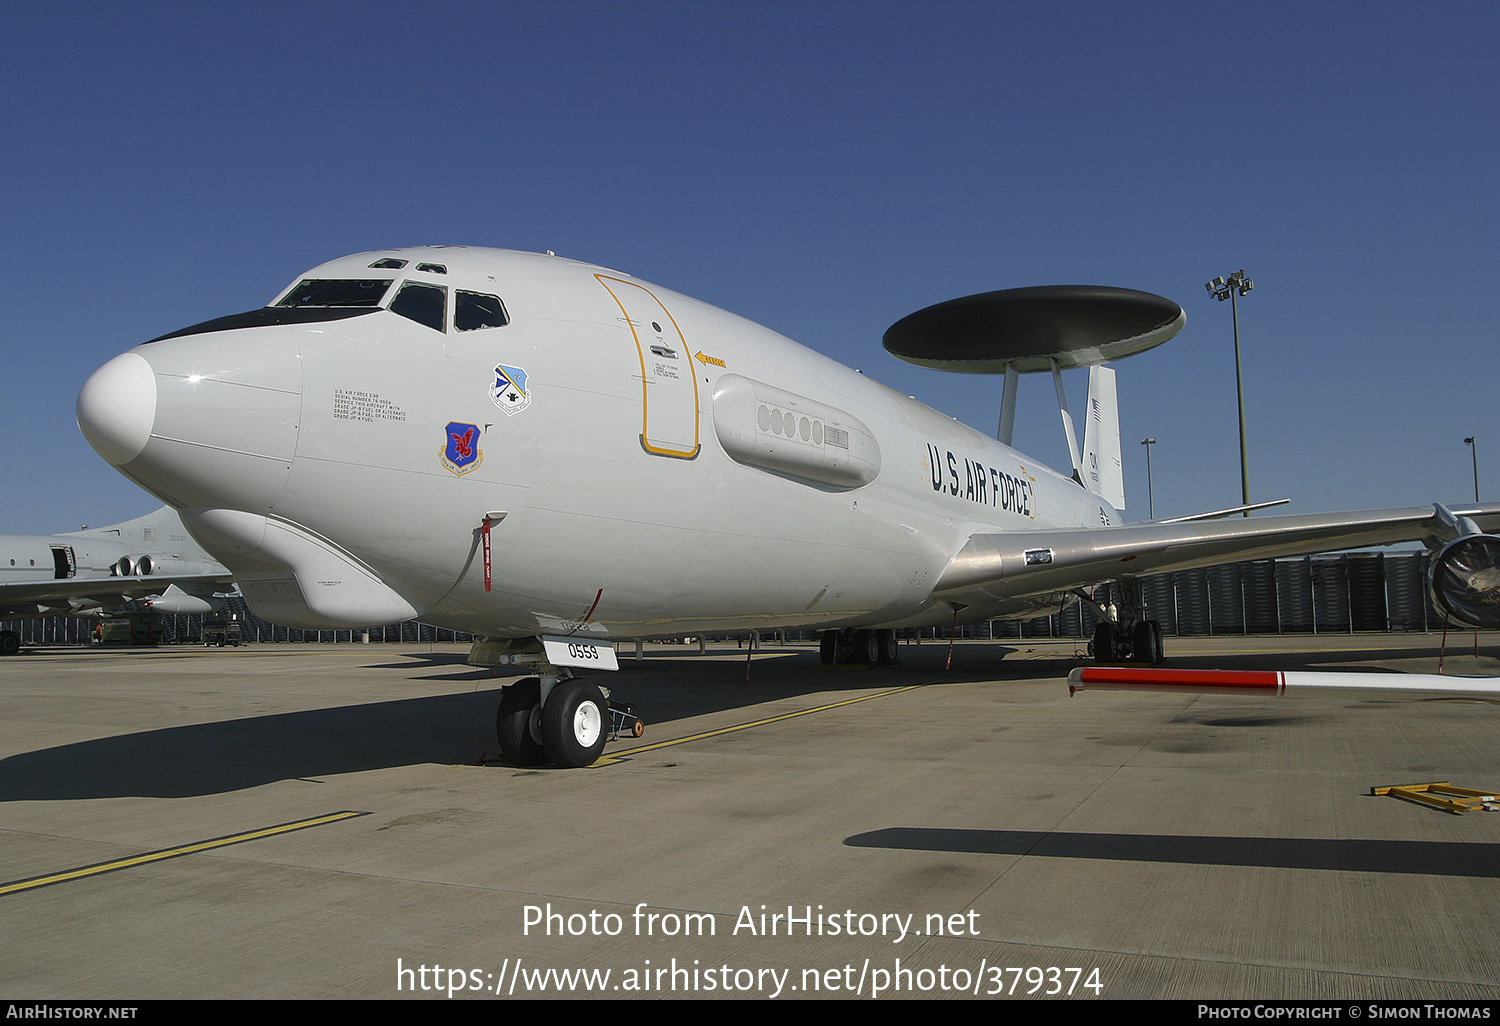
[74,247,1500,765]
[0,506,234,654]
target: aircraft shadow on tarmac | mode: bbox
[0,644,985,801]
[845,827,1500,878]
[1,639,1482,802]
[0,688,513,801]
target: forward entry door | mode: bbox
[596,276,700,459]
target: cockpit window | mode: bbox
[276,278,392,307]
[455,290,509,331]
[416,262,447,274]
[368,258,408,269]
[390,281,447,332]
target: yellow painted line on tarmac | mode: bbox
[593,682,935,765]
[0,810,369,897]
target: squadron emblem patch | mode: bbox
[441,421,484,476]
[490,364,531,415]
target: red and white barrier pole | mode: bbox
[1068,666,1500,701]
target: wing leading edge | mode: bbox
[933,503,1500,607]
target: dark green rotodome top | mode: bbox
[883,285,1185,373]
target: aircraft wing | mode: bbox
[932,503,1500,605]
[0,572,236,616]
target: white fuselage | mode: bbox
[80,248,1118,639]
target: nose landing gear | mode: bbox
[493,673,645,768]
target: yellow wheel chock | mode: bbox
[1370,782,1500,815]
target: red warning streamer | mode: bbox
[482,517,493,592]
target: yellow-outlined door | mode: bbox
[596,275,700,459]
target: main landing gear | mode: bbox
[1080,577,1164,666]
[1091,617,1163,665]
[818,628,899,667]
[495,673,644,768]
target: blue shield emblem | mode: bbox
[441,421,483,476]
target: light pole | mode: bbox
[1465,437,1479,502]
[1206,270,1254,515]
[1141,437,1157,519]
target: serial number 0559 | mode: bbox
[540,636,620,671]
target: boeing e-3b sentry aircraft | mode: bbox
[75,246,1500,766]
[0,506,234,654]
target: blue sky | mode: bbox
[3,1,1495,534]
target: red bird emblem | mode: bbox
[450,427,476,459]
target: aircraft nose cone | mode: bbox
[79,328,303,513]
[78,352,157,465]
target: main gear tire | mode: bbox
[541,679,609,768]
[1092,621,1117,663]
[496,677,546,766]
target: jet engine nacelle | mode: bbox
[110,554,222,578]
[1429,533,1500,628]
[113,555,154,577]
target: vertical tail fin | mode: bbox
[1081,365,1125,511]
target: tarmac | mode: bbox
[1,632,1497,1000]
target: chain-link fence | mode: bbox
[1,551,1452,646]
